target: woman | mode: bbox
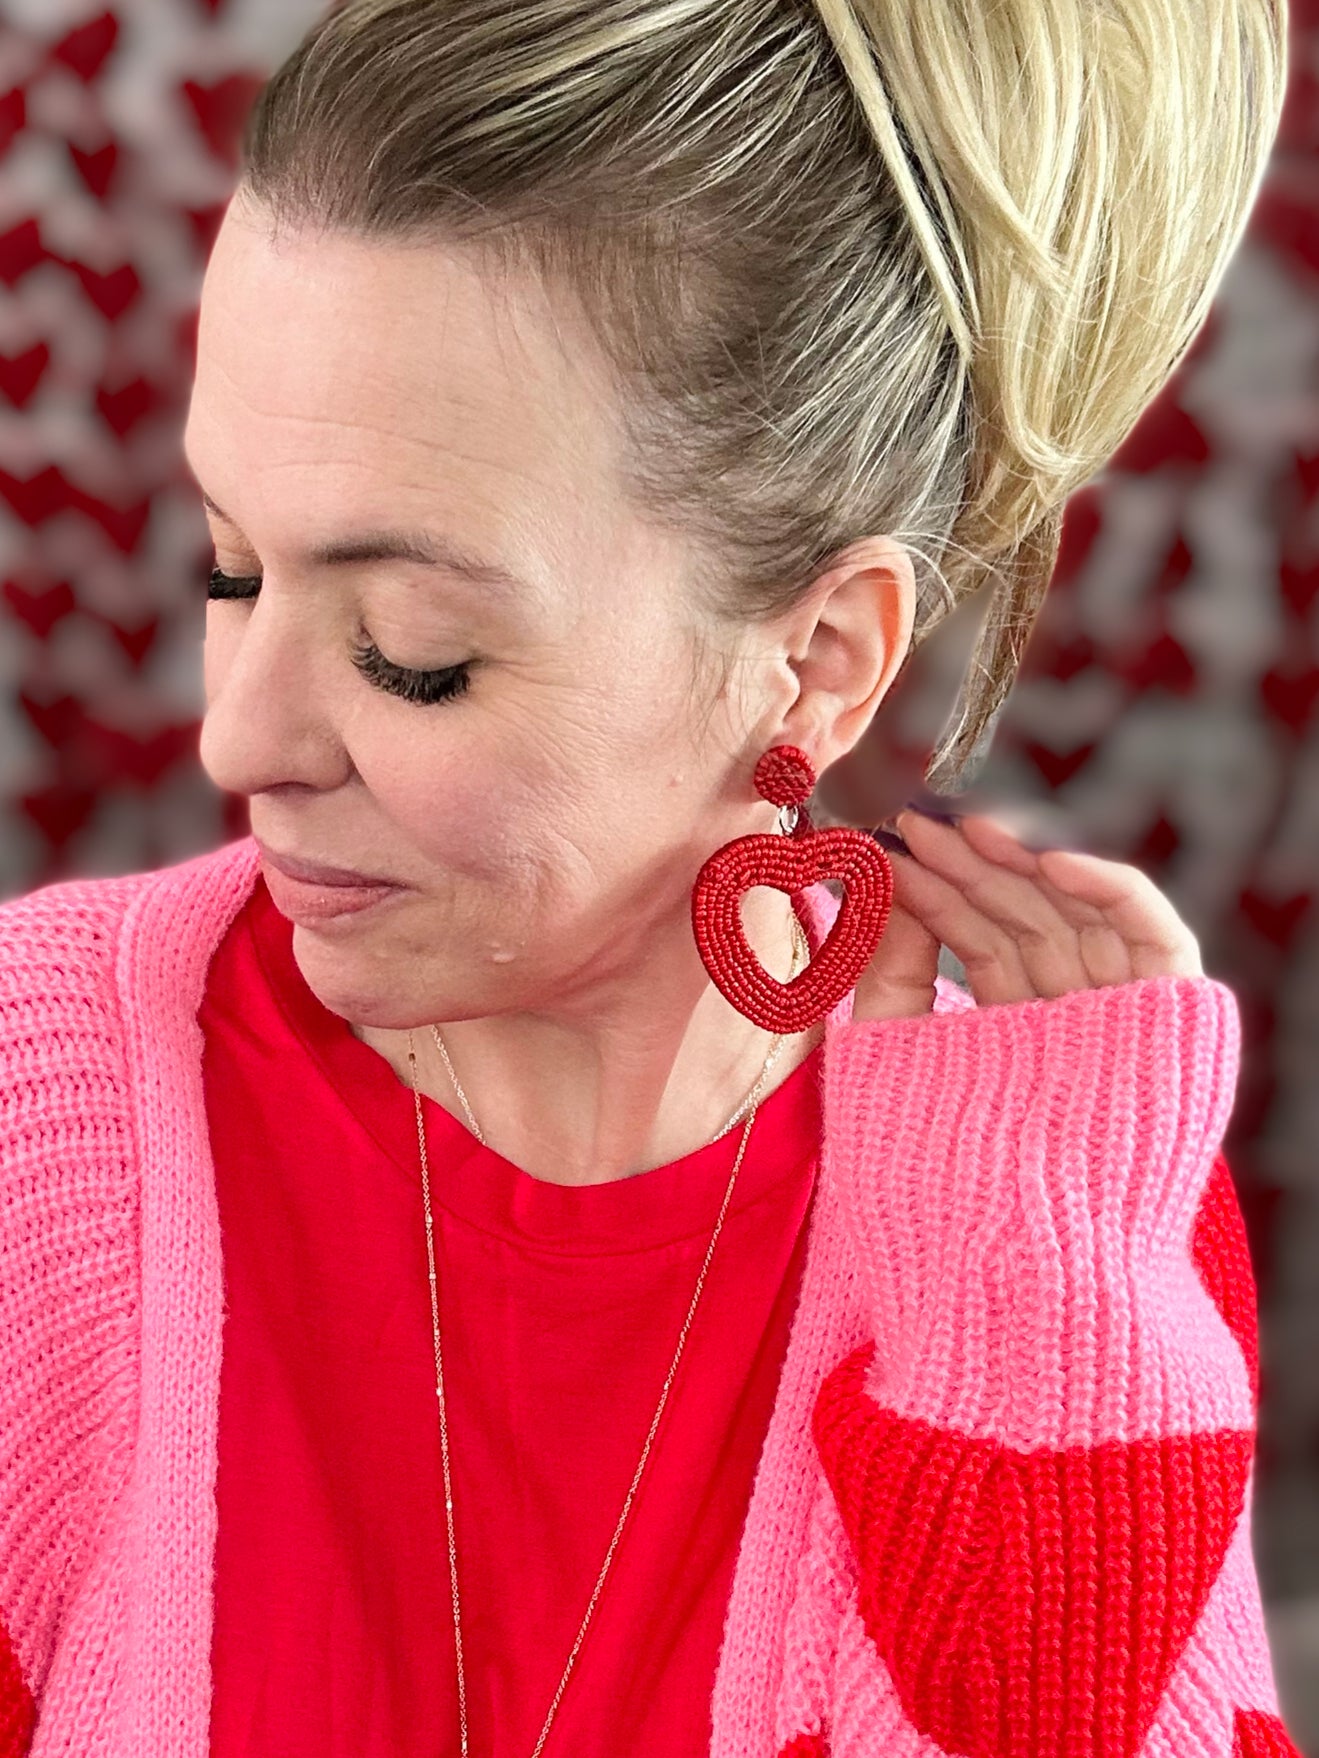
[0,1,1300,1754]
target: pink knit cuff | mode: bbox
[821,974,1250,1450]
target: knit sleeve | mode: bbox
[810,974,1300,1758]
[0,878,141,1757]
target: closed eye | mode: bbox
[206,567,474,707]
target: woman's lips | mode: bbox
[259,861,405,923]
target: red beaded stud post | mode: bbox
[753,745,816,810]
[690,744,895,1033]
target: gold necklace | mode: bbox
[405,911,810,1758]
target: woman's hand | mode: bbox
[851,807,1205,1023]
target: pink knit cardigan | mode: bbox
[0,832,1299,1758]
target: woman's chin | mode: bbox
[288,939,490,1035]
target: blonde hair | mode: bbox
[240,0,1286,789]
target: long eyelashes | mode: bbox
[206,567,473,707]
[346,639,473,706]
[206,566,262,601]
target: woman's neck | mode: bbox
[350,895,822,1186]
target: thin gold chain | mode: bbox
[405,911,811,1758]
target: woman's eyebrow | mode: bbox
[198,490,533,598]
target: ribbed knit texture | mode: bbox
[0,834,1299,1758]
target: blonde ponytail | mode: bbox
[813,0,1286,778]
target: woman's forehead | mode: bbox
[185,205,630,585]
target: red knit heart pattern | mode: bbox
[811,1339,1254,1758]
[775,1731,828,1758]
[0,1605,35,1758]
[1233,1708,1305,1757]
[1193,1151,1260,1403]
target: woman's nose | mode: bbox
[199,598,348,799]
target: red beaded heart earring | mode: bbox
[690,744,895,1033]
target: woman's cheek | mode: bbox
[361,751,524,879]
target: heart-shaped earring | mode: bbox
[690,744,895,1033]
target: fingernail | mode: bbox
[903,794,962,827]
[872,827,911,856]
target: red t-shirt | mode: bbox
[200,872,824,1758]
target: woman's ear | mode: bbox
[776,534,916,772]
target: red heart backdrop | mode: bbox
[0,0,1316,1742]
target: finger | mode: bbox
[957,812,1201,980]
[909,811,1109,932]
[1035,848,1205,976]
[956,814,1140,987]
[956,812,1105,915]
[1073,921,1139,988]
[896,810,1093,999]
[880,836,1043,1005]
[850,863,943,1021]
